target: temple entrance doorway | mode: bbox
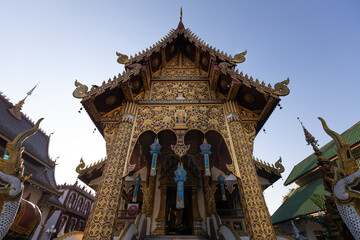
[166,187,193,235]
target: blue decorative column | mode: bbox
[174,163,187,209]
[218,175,227,201]
[132,175,141,202]
[150,138,162,176]
[200,139,212,176]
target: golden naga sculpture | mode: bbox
[76,157,86,174]
[233,50,247,63]
[72,80,89,99]
[318,117,360,239]
[116,52,130,64]
[0,118,43,239]
[274,77,290,96]
[275,157,285,173]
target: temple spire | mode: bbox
[177,7,184,29]
[180,7,182,22]
[298,117,318,147]
[8,83,39,120]
[297,117,325,159]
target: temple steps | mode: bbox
[145,236,210,240]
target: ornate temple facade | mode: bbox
[0,91,64,239]
[74,15,289,240]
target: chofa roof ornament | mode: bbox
[116,52,130,64]
[72,80,89,99]
[233,50,247,63]
[274,77,290,96]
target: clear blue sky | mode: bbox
[1,1,359,214]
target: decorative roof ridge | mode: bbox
[82,62,143,101]
[42,168,61,195]
[0,91,50,138]
[77,157,107,177]
[290,121,360,171]
[79,23,289,100]
[124,26,236,66]
[253,156,284,175]
[59,181,95,198]
[284,120,360,185]
[216,64,290,98]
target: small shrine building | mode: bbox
[74,13,289,240]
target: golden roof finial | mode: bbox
[8,83,39,120]
[180,7,183,22]
[297,117,318,148]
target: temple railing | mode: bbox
[114,213,146,240]
[216,209,246,236]
[209,213,241,240]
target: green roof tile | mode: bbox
[284,121,360,185]
[271,178,330,224]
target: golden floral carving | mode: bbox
[150,81,209,101]
[129,105,233,166]
[83,116,135,240]
[227,119,277,240]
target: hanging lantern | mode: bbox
[200,139,212,176]
[132,175,141,202]
[218,175,227,201]
[174,163,187,209]
[150,138,162,176]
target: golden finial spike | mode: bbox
[297,117,318,147]
[8,83,39,120]
[180,7,183,22]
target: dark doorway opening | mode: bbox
[166,187,193,235]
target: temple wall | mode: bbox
[23,184,43,204]
[38,210,61,240]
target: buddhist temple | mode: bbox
[0,90,64,239]
[272,121,360,240]
[74,10,290,240]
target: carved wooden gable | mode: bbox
[150,51,210,101]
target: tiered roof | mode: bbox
[284,121,360,185]
[82,21,287,102]
[0,92,62,200]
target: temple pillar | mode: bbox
[83,102,137,240]
[192,186,205,236]
[153,185,167,235]
[141,175,156,217]
[203,176,216,216]
[224,101,276,240]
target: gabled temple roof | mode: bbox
[0,93,55,168]
[284,121,360,185]
[81,19,286,102]
[77,18,289,138]
[271,178,330,224]
[0,92,61,197]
